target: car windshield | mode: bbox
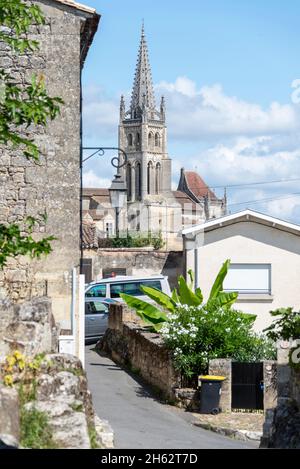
[110,280,162,298]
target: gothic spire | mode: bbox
[130,24,156,119]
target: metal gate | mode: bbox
[232,362,264,410]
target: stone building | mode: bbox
[83,26,226,265]
[0,0,99,327]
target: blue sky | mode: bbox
[81,0,300,222]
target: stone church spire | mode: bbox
[130,24,156,119]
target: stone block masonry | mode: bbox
[100,305,181,401]
[0,0,99,326]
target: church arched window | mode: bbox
[147,161,153,195]
[135,132,140,149]
[155,133,160,147]
[127,133,133,147]
[155,163,161,194]
[135,162,142,200]
[126,163,132,201]
[148,132,154,149]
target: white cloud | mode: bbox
[83,170,111,188]
[156,79,298,140]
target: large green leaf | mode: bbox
[135,310,166,332]
[171,288,180,304]
[209,259,231,300]
[211,291,238,308]
[178,276,202,306]
[187,269,194,288]
[120,293,168,321]
[195,287,204,303]
[141,286,176,312]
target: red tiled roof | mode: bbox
[83,189,110,197]
[184,171,216,200]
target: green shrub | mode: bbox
[161,301,276,380]
[20,407,56,449]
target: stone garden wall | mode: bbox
[261,343,300,448]
[0,296,58,361]
[100,315,181,401]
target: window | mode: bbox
[110,280,162,299]
[155,163,161,194]
[135,133,140,149]
[223,264,271,295]
[155,133,160,147]
[135,162,141,200]
[85,301,108,315]
[147,161,153,195]
[85,284,107,298]
[127,133,133,147]
[106,222,114,238]
[148,132,153,149]
[126,163,132,201]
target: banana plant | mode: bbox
[120,260,238,331]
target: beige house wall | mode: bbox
[185,221,300,332]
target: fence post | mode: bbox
[78,274,85,368]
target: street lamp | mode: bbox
[109,173,127,238]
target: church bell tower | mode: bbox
[119,25,172,202]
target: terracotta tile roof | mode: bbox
[53,0,96,14]
[184,171,217,200]
[83,188,110,197]
[82,217,97,248]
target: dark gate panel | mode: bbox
[81,258,93,284]
[232,362,264,410]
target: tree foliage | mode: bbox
[0,0,63,268]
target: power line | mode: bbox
[228,192,300,208]
[209,177,300,191]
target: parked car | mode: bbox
[85,275,171,302]
[85,298,116,342]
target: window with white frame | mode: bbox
[223,264,271,295]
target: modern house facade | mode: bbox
[183,210,300,331]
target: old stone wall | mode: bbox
[0,296,58,360]
[0,354,114,449]
[261,343,300,448]
[83,248,184,289]
[0,0,97,325]
[100,303,181,400]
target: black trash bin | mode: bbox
[198,376,226,415]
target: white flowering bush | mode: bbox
[161,301,276,382]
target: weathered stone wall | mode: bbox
[261,343,300,448]
[0,354,114,449]
[0,297,58,360]
[209,359,232,413]
[100,303,181,400]
[84,248,184,289]
[0,0,98,325]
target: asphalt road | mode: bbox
[85,346,258,450]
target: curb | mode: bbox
[193,421,262,442]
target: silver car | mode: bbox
[85,299,114,342]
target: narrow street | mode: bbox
[85,346,258,450]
